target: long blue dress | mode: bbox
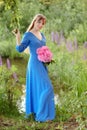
[16,32,55,122]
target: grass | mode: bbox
[0,114,79,130]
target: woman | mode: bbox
[13,14,55,122]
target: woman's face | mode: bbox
[34,18,45,31]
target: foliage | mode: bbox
[47,38,87,124]
[2,0,21,28]
[69,23,87,43]
[56,89,87,130]
[18,0,42,32]
[0,36,29,59]
[0,64,23,116]
[0,0,87,43]
[0,0,21,40]
[47,0,87,43]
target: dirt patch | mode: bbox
[0,116,80,130]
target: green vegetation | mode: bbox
[0,63,24,116]
[0,0,87,129]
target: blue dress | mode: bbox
[16,32,55,122]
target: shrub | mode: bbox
[0,64,23,116]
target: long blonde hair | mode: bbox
[24,14,46,54]
[27,14,46,32]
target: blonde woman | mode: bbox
[13,14,55,122]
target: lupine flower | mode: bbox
[59,31,65,45]
[73,37,78,50]
[66,40,74,52]
[0,56,2,66]
[6,58,18,82]
[6,58,11,69]
[36,46,54,64]
[51,32,55,42]
[54,32,60,45]
[51,31,65,46]
[84,41,87,48]
[83,53,87,60]
[13,72,19,82]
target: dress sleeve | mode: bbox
[16,32,30,52]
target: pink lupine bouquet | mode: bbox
[36,46,55,65]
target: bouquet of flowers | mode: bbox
[36,46,54,65]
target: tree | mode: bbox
[0,0,21,29]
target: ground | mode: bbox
[0,116,79,130]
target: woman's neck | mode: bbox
[30,28,40,33]
[30,28,42,40]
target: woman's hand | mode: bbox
[12,29,19,35]
[12,29,21,45]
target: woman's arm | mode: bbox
[12,29,30,52]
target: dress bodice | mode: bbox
[16,32,46,58]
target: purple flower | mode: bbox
[59,31,65,45]
[84,41,87,48]
[83,53,87,60]
[51,32,55,42]
[6,58,19,82]
[13,72,19,82]
[73,38,78,50]
[6,58,11,69]
[51,31,65,45]
[54,32,60,45]
[0,56,2,66]
[66,40,74,52]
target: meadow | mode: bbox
[0,31,87,129]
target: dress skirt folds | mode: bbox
[16,32,55,122]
